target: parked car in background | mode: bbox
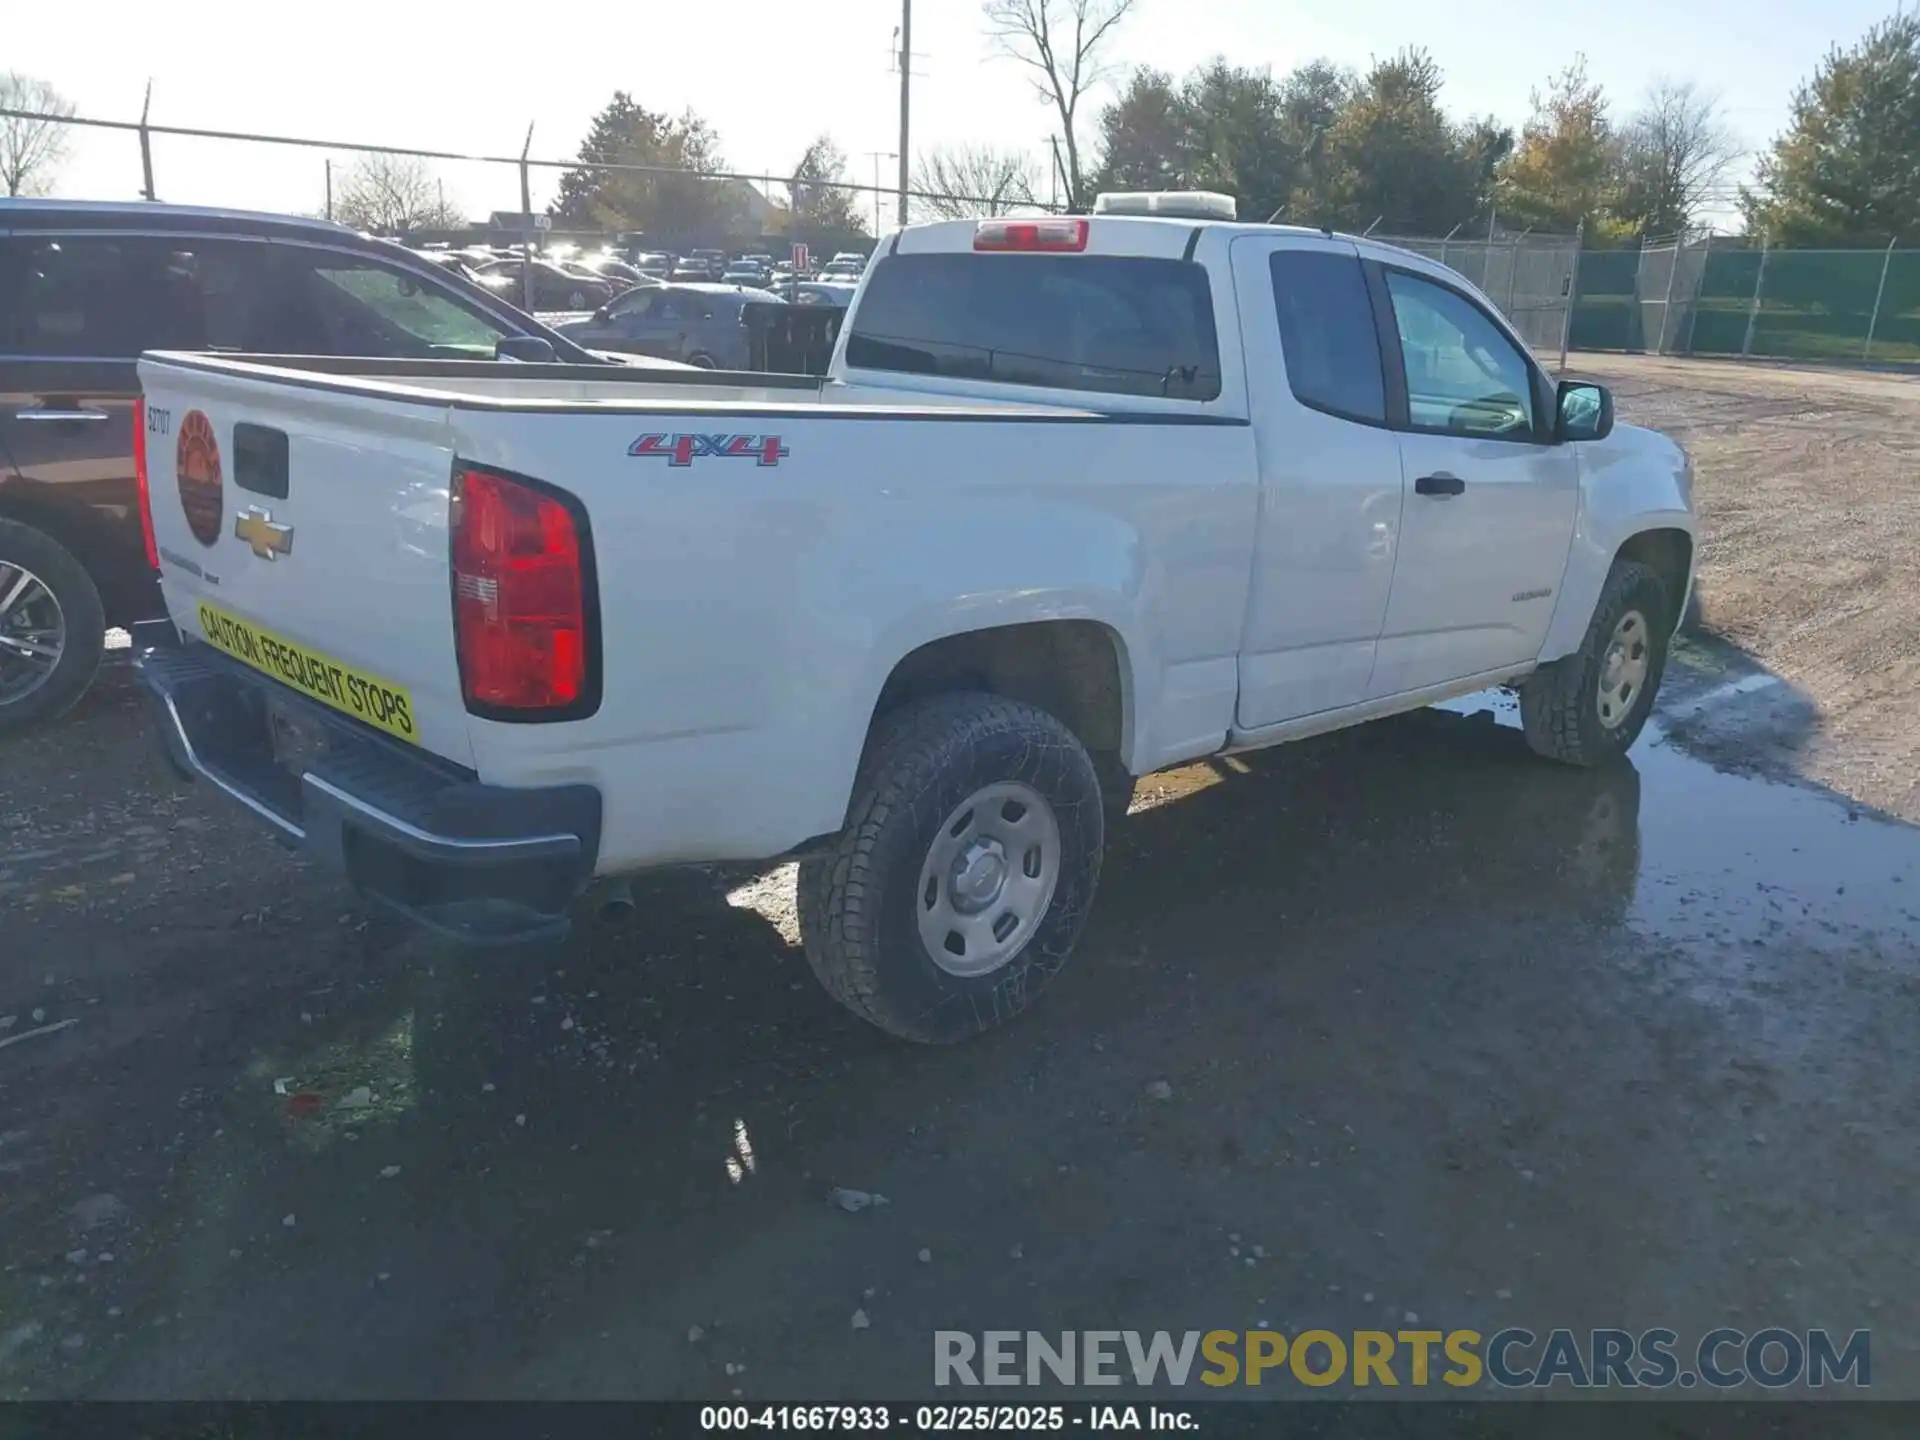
[688,248,728,277]
[783,280,858,307]
[669,259,716,282]
[473,258,613,310]
[553,258,633,293]
[721,263,768,286]
[414,250,482,283]
[0,199,619,733]
[820,260,864,282]
[580,255,649,289]
[554,282,781,368]
[632,251,672,278]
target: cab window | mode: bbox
[303,256,512,358]
[845,253,1221,400]
[1382,269,1537,438]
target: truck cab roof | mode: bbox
[891,210,1397,263]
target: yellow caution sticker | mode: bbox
[196,601,419,744]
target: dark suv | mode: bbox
[0,200,603,734]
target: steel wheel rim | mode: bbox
[0,562,66,705]
[916,780,1062,978]
[1596,608,1650,731]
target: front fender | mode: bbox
[1539,425,1697,664]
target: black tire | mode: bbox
[1680,580,1704,634]
[796,693,1105,1044]
[1092,751,1136,830]
[1520,558,1670,767]
[0,519,106,737]
[687,352,718,369]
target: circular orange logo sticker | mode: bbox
[176,410,223,547]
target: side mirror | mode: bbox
[1556,380,1613,442]
[494,335,556,363]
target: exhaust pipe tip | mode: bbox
[592,879,637,925]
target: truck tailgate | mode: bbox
[138,357,475,768]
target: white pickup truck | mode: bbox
[133,194,1695,1043]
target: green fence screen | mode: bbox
[1569,245,1920,364]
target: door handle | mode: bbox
[1415,472,1466,497]
[16,407,111,423]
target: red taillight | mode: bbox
[132,397,159,569]
[450,465,593,715]
[972,217,1090,252]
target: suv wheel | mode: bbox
[0,519,106,735]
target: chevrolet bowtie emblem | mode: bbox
[234,506,293,561]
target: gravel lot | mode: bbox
[1574,353,1920,821]
[1,358,1917,1409]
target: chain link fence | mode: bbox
[1571,238,1920,365]
[1375,231,1583,370]
[0,104,1055,257]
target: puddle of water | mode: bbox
[1438,690,1920,950]
[1633,724,1919,941]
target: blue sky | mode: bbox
[7,0,1898,230]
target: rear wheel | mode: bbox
[796,693,1105,1044]
[1521,558,1670,766]
[687,352,718,369]
[0,519,106,736]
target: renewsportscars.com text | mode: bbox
[934,1327,1871,1390]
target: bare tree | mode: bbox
[1615,78,1743,237]
[982,0,1134,209]
[332,153,466,233]
[0,72,75,197]
[912,144,1042,218]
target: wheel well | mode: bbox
[1617,528,1692,619]
[0,492,145,628]
[872,621,1127,758]
[0,494,110,581]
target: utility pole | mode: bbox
[138,80,156,202]
[864,151,898,236]
[325,158,333,221]
[896,0,912,226]
[519,122,536,312]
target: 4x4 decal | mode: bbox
[628,433,789,467]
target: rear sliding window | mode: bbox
[844,253,1222,401]
[1268,249,1387,425]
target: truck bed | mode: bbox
[136,348,1261,881]
[143,354,1076,416]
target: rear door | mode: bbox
[1366,263,1579,697]
[1228,235,1404,727]
[0,228,275,628]
[622,290,697,360]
